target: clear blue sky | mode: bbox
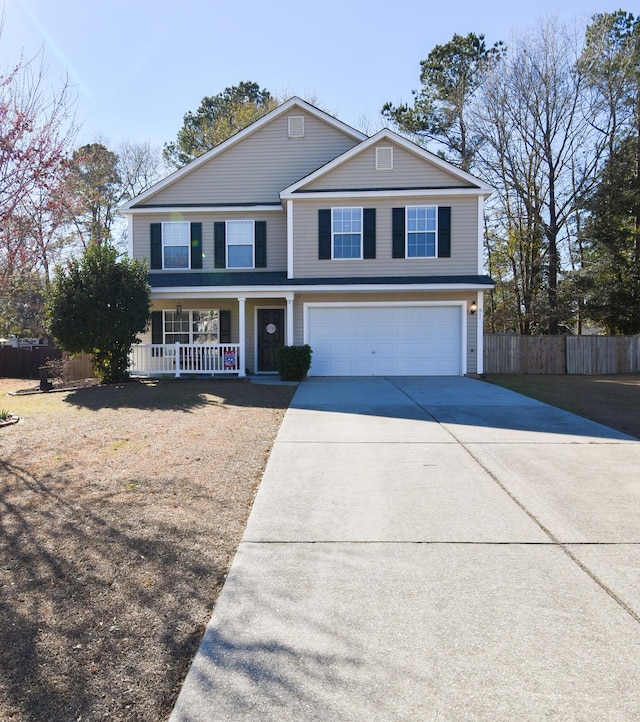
[1,0,631,150]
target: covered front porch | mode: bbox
[129,291,295,378]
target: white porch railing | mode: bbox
[129,343,242,377]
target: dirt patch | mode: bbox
[485,374,640,439]
[0,377,295,721]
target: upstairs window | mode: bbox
[150,222,202,270]
[407,206,437,257]
[227,221,255,268]
[332,207,362,259]
[162,222,190,269]
[392,206,451,259]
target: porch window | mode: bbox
[163,309,219,344]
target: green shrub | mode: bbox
[0,409,10,420]
[277,345,312,381]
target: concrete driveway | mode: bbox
[170,377,640,721]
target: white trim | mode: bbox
[303,300,467,376]
[254,305,287,374]
[281,187,491,201]
[280,129,494,197]
[122,205,283,215]
[119,98,366,212]
[127,215,133,258]
[287,200,294,279]
[478,196,485,275]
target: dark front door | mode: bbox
[257,308,285,372]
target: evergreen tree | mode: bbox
[46,244,151,382]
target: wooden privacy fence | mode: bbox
[484,334,640,375]
[0,347,95,381]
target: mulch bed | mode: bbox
[0,378,295,721]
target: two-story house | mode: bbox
[120,97,493,378]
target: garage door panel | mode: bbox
[307,305,463,376]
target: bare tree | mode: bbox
[117,139,167,201]
[476,19,607,333]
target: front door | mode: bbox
[257,308,285,372]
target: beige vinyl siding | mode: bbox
[303,140,476,191]
[291,291,479,374]
[292,195,479,278]
[132,211,287,273]
[141,111,359,206]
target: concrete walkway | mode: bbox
[170,377,640,721]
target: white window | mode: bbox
[227,220,255,268]
[406,206,437,258]
[162,222,190,269]
[163,310,219,344]
[332,208,362,259]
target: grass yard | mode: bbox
[485,374,640,439]
[0,377,295,722]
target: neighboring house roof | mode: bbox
[119,97,367,212]
[280,129,494,199]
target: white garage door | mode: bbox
[306,304,463,376]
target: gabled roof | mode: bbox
[120,97,367,212]
[279,129,494,199]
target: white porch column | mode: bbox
[476,290,485,375]
[287,200,294,279]
[238,296,246,378]
[286,293,294,346]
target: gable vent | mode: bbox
[376,146,393,170]
[288,116,305,138]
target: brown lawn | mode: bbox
[0,377,295,722]
[485,374,640,439]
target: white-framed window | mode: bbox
[163,309,219,344]
[227,220,255,269]
[162,222,190,269]
[406,206,437,258]
[332,207,362,259]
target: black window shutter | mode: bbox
[318,209,331,260]
[151,311,163,344]
[392,208,405,258]
[255,221,267,268]
[363,209,376,259]
[214,222,226,268]
[438,206,451,258]
[219,310,231,343]
[190,223,203,269]
[150,224,162,269]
